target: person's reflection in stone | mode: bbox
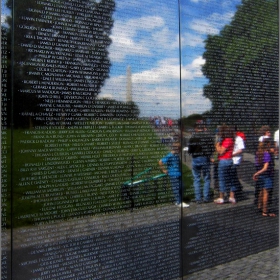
[159,142,189,208]
[214,125,236,204]
[188,123,214,203]
[253,139,276,217]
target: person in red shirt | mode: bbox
[214,125,236,204]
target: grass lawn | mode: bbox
[7,120,193,227]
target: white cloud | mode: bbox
[190,0,214,3]
[1,15,7,25]
[181,32,204,47]
[180,56,206,81]
[128,16,165,30]
[131,56,205,85]
[109,19,151,62]
[108,15,178,62]
[135,85,181,117]
[208,12,235,28]
[182,89,212,116]
[188,11,235,36]
[133,58,180,84]
[189,19,220,35]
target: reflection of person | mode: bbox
[211,127,220,196]
[155,118,160,129]
[255,127,276,202]
[258,125,271,142]
[232,127,245,201]
[159,142,189,208]
[167,119,173,131]
[214,125,236,204]
[188,124,214,203]
[253,140,276,217]
[274,129,279,158]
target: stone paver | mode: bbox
[184,247,279,280]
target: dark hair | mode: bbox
[259,125,270,136]
[219,125,234,141]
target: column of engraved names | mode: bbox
[1,25,9,279]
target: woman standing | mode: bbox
[253,139,276,217]
[214,125,236,204]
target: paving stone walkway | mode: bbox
[184,246,279,280]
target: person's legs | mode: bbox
[169,176,181,204]
[258,189,263,210]
[213,162,219,188]
[262,188,269,214]
[218,160,227,196]
[263,176,273,214]
[229,163,237,202]
[202,158,211,201]
[192,158,202,201]
[225,161,233,194]
[233,164,243,200]
[216,160,232,202]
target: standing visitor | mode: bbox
[159,142,189,208]
[188,123,214,203]
[167,119,173,132]
[232,127,246,201]
[255,126,275,202]
[253,139,276,217]
[214,125,236,204]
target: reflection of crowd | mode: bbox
[187,124,278,216]
[150,116,174,132]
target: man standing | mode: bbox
[188,124,214,203]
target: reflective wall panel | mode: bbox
[1,0,279,279]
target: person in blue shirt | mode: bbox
[159,142,189,208]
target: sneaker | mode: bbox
[182,202,190,208]
[176,202,190,208]
[214,198,224,204]
[229,197,236,204]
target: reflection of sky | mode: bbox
[1,0,10,25]
[1,0,241,118]
[100,0,241,118]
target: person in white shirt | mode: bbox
[274,129,279,159]
[258,125,271,142]
[232,131,245,202]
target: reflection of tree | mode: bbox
[6,0,115,127]
[202,0,278,127]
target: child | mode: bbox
[253,139,276,217]
[159,142,189,208]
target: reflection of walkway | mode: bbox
[185,247,279,280]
